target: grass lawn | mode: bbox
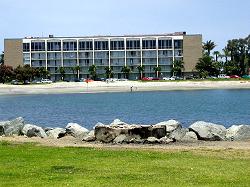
[0,141,250,187]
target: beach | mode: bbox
[0,80,250,95]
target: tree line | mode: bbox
[196,34,250,77]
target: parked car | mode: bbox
[152,77,160,80]
[80,78,86,82]
[11,80,19,85]
[163,77,175,80]
[242,75,250,79]
[142,77,153,81]
[41,79,53,84]
[32,80,42,84]
[218,74,230,79]
[23,80,31,85]
[118,78,128,81]
[229,75,240,79]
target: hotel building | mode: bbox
[4,32,202,80]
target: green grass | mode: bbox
[0,142,250,187]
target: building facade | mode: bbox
[4,32,202,80]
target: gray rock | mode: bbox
[0,117,24,136]
[155,120,181,133]
[226,125,250,141]
[110,119,129,127]
[22,124,47,138]
[146,137,160,144]
[65,123,89,139]
[169,128,188,141]
[180,131,198,142]
[47,128,66,139]
[95,125,122,143]
[82,130,96,142]
[189,121,226,141]
[113,134,128,144]
[159,136,174,144]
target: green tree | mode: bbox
[153,66,161,78]
[0,64,14,83]
[88,64,97,80]
[213,51,220,62]
[0,52,4,65]
[121,66,131,79]
[203,40,216,56]
[195,55,219,78]
[14,65,34,82]
[136,65,144,80]
[172,60,184,77]
[104,66,113,79]
[58,67,66,81]
[38,67,50,79]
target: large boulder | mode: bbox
[46,128,66,139]
[189,121,226,141]
[226,125,250,141]
[22,124,47,138]
[82,130,96,142]
[65,123,89,139]
[155,120,181,133]
[0,117,24,136]
[128,125,166,139]
[180,131,198,142]
[169,128,188,141]
[95,125,123,143]
[146,137,160,144]
[110,119,129,127]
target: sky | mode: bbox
[0,0,249,52]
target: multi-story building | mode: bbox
[4,32,202,80]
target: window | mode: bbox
[111,40,124,50]
[79,41,93,50]
[94,41,108,50]
[142,39,156,49]
[63,41,77,51]
[47,41,61,51]
[23,43,30,52]
[174,40,183,49]
[126,40,140,49]
[31,41,45,51]
[158,40,172,49]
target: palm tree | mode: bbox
[88,64,97,79]
[222,47,230,63]
[72,66,80,79]
[213,51,220,62]
[172,60,184,77]
[121,66,131,79]
[104,66,113,79]
[203,40,216,56]
[59,67,65,81]
[136,65,145,80]
[153,66,161,78]
[39,67,50,79]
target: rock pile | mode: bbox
[0,117,250,144]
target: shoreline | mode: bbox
[1,136,250,150]
[0,80,250,95]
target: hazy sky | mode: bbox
[0,0,249,52]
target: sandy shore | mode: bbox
[1,136,250,151]
[0,80,250,95]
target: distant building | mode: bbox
[4,32,202,80]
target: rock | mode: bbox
[169,128,188,141]
[110,119,129,127]
[82,130,96,142]
[189,121,226,141]
[155,120,182,133]
[226,125,250,141]
[22,124,47,138]
[0,117,24,136]
[159,136,174,144]
[181,131,198,142]
[146,137,160,144]
[113,134,128,144]
[65,123,89,139]
[47,128,66,139]
[128,125,166,139]
[95,125,122,143]
[44,127,53,132]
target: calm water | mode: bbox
[0,90,249,129]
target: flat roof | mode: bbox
[5,32,202,40]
